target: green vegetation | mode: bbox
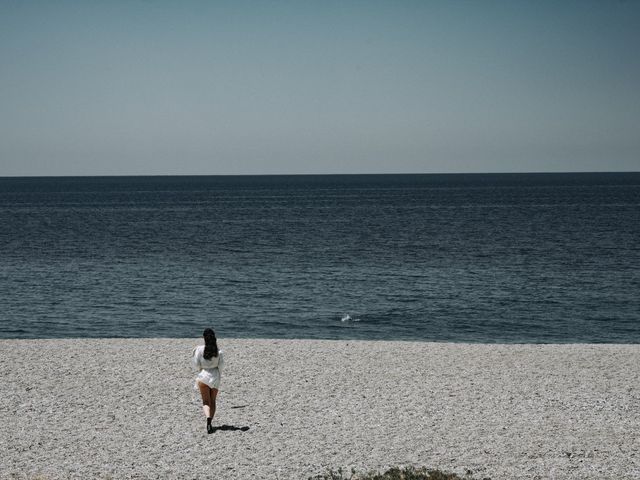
[309,466,489,480]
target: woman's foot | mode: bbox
[207,417,214,434]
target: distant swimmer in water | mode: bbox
[192,328,224,434]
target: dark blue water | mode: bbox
[1,173,639,342]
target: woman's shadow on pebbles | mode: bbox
[212,405,250,432]
[212,425,250,432]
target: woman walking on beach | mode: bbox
[193,328,224,434]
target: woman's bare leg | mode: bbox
[210,388,219,420]
[198,381,212,418]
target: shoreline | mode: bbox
[2,338,639,479]
[5,335,640,344]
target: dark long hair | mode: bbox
[203,328,219,360]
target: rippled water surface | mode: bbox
[1,173,639,342]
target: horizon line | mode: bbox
[1,170,639,180]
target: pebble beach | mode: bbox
[1,339,639,479]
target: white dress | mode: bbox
[192,345,224,389]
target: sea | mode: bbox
[0,173,638,343]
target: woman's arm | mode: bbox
[192,347,201,371]
[217,351,224,372]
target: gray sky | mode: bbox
[1,1,639,176]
